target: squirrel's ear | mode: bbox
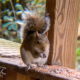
[42,14,50,34]
[45,15,50,30]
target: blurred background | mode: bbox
[0,0,46,42]
[0,0,80,70]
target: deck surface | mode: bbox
[0,38,20,57]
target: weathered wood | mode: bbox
[77,41,80,49]
[0,56,80,80]
[17,73,31,80]
[46,0,80,68]
[5,70,17,80]
[0,38,20,58]
[0,38,80,80]
[78,24,80,40]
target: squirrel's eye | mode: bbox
[28,30,35,34]
[37,41,40,44]
[38,25,46,34]
[38,30,43,34]
[27,30,35,35]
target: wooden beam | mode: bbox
[46,0,80,68]
[17,73,31,80]
[0,49,80,80]
[5,70,17,80]
[0,57,80,80]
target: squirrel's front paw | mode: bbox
[26,64,37,70]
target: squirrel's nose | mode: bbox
[40,53,46,58]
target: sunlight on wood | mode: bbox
[0,38,21,57]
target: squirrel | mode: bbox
[20,11,50,69]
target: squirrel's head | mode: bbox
[22,11,50,34]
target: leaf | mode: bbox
[3,16,14,21]
[8,23,18,31]
[1,0,10,3]
[15,3,24,10]
[15,20,24,25]
[8,11,12,16]
[16,11,23,15]
[3,30,9,36]
[3,9,10,14]
[76,48,80,56]
[16,0,20,3]
[0,0,6,3]
[2,22,12,28]
[34,0,39,4]
[6,0,10,1]
[0,0,2,2]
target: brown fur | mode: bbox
[20,12,50,67]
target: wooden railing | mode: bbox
[0,39,80,80]
[0,54,80,80]
[0,0,80,80]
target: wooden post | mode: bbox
[46,0,80,68]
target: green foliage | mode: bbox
[16,11,23,15]
[76,48,80,56]
[27,0,46,15]
[3,16,14,21]
[0,0,46,42]
[0,0,9,4]
[2,22,18,31]
[15,3,24,10]
[2,22,12,28]
[8,23,18,31]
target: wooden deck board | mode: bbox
[0,38,20,57]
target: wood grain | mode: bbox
[46,0,80,68]
[78,24,80,39]
[5,70,17,80]
[0,54,80,80]
[17,73,31,80]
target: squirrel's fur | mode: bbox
[20,11,50,68]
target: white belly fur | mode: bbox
[21,48,49,65]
